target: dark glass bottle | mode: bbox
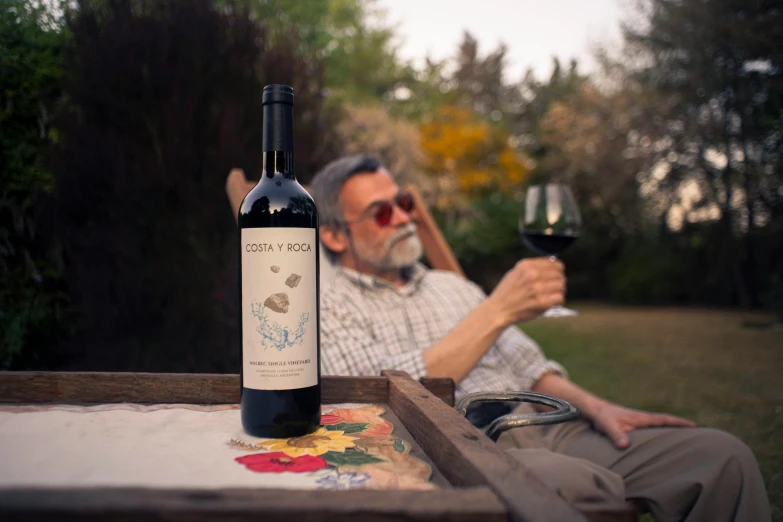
[238,85,320,438]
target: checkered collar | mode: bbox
[336,263,428,295]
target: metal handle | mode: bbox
[455,391,580,442]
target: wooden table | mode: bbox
[0,370,634,522]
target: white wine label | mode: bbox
[241,227,318,390]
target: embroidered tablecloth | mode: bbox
[0,403,434,491]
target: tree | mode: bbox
[389,31,526,124]
[53,0,337,371]
[504,57,589,169]
[537,77,676,300]
[539,82,649,236]
[400,32,533,290]
[450,32,525,130]
[624,0,783,306]
[0,0,66,368]
[251,0,413,103]
[420,105,528,210]
[335,104,429,194]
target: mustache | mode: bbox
[387,224,418,246]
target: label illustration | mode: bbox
[242,228,317,390]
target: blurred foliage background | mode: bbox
[1,0,781,371]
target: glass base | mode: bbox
[542,305,579,318]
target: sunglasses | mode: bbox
[346,192,416,228]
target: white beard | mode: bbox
[383,233,424,270]
[354,224,423,271]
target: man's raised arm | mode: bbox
[423,258,565,383]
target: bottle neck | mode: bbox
[262,100,295,181]
[262,151,295,180]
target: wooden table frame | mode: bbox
[0,371,633,522]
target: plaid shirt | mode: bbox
[320,263,567,399]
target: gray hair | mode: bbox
[309,155,386,261]
[309,155,385,228]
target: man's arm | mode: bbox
[531,372,607,421]
[423,258,565,383]
[532,373,697,448]
[422,298,510,383]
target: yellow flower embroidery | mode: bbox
[261,428,356,457]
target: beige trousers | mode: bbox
[496,407,770,522]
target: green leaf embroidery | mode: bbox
[322,450,385,467]
[393,438,406,453]
[324,422,369,434]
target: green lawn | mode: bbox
[522,304,782,521]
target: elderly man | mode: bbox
[309,155,770,522]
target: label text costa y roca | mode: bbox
[246,243,312,252]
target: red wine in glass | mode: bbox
[520,233,578,257]
[519,184,581,317]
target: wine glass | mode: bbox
[519,184,581,318]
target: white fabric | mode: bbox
[0,404,336,490]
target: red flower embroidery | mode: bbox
[320,413,342,426]
[235,452,328,473]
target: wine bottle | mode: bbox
[238,84,320,438]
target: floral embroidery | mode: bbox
[352,435,399,452]
[261,427,355,457]
[235,452,328,473]
[316,471,371,489]
[229,404,433,490]
[320,413,342,425]
[324,405,393,437]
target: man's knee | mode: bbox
[689,428,758,471]
[652,428,769,522]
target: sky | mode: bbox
[376,0,630,81]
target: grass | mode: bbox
[522,304,782,521]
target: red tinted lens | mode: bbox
[374,202,394,226]
[396,193,415,213]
